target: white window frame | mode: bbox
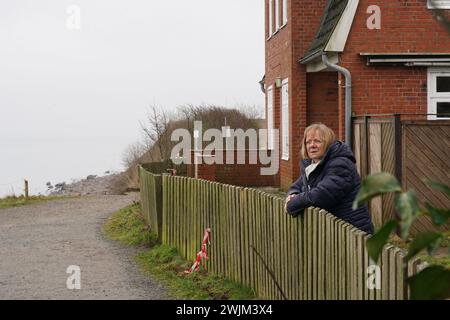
[281,79,289,160]
[275,0,280,31]
[282,0,288,26]
[267,86,275,150]
[427,67,450,120]
[427,0,450,9]
[268,0,273,37]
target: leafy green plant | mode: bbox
[353,172,450,300]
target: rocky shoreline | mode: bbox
[47,172,125,196]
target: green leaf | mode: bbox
[405,232,442,260]
[427,181,450,197]
[395,191,420,239]
[425,202,450,226]
[427,237,442,256]
[408,265,450,300]
[366,220,398,263]
[353,173,402,209]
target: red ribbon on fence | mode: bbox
[184,228,211,274]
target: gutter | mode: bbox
[299,50,322,65]
[322,53,352,147]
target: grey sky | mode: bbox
[0,0,265,141]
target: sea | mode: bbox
[0,135,135,198]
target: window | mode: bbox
[275,0,280,30]
[267,86,275,150]
[281,79,289,160]
[268,0,273,37]
[427,0,450,9]
[428,68,450,119]
[282,0,288,25]
[267,0,287,39]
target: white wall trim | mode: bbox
[427,0,450,9]
[267,85,275,149]
[427,67,450,120]
[281,78,289,160]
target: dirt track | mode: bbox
[0,194,168,300]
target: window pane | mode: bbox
[437,76,450,92]
[275,0,280,30]
[437,102,450,117]
[283,0,288,24]
[268,0,273,36]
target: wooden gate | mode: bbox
[402,121,450,234]
[353,116,449,234]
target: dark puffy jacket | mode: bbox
[286,141,374,234]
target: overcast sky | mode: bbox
[0,0,265,141]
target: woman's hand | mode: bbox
[284,194,297,213]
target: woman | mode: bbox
[285,124,374,234]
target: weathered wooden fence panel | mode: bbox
[353,117,396,228]
[353,117,449,235]
[402,121,450,235]
[139,166,162,238]
[140,166,420,300]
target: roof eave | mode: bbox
[299,50,323,65]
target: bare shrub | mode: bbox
[113,103,264,193]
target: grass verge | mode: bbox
[0,195,73,210]
[388,233,450,268]
[102,203,256,300]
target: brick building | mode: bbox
[263,0,450,189]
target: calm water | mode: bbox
[0,136,135,198]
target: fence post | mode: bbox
[393,114,404,238]
[24,179,29,200]
[362,115,370,179]
[155,174,163,240]
[394,114,402,184]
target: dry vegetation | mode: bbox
[110,104,263,193]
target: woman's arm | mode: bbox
[287,175,303,196]
[286,158,355,214]
[284,174,305,215]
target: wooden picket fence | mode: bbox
[139,167,162,237]
[139,166,422,300]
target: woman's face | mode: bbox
[306,130,326,162]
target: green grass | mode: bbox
[102,203,158,247]
[135,246,255,300]
[103,203,256,300]
[388,233,450,268]
[418,255,450,268]
[0,194,72,210]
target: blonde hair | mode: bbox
[301,123,336,160]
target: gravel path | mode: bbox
[0,193,169,300]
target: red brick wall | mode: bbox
[187,150,278,187]
[340,0,450,116]
[265,0,450,188]
[307,72,340,134]
[265,0,329,190]
[265,0,290,190]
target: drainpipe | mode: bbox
[322,53,352,147]
[259,75,266,94]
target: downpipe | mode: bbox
[322,53,352,147]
